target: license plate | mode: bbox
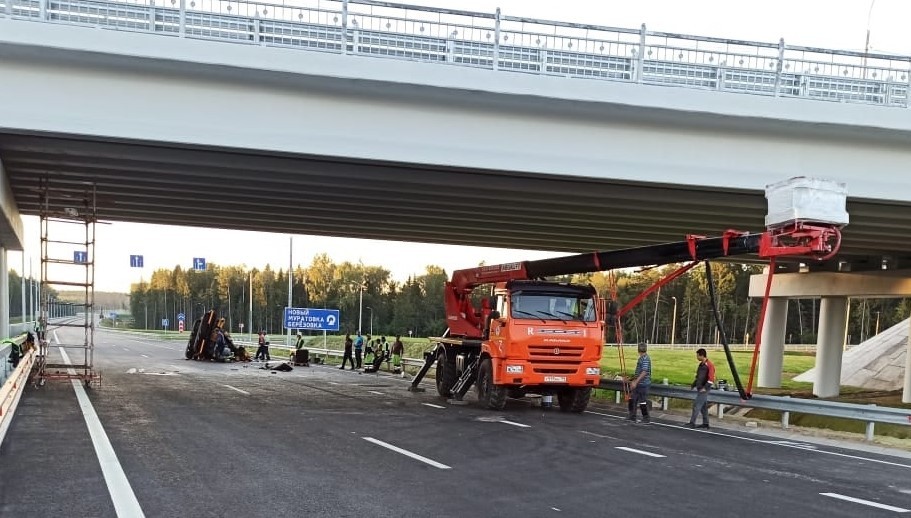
[544,376,567,383]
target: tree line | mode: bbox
[125,257,910,345]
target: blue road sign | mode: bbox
[177,313,186,322]
[193,257,206,271]
[130,255,144,268]
[283,307,340,332]
[74,251,88,263]
[162,318,170,328]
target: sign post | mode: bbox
[162,318,170,331]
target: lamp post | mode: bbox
[863,0,876,77]
[670,296,678,346]
[366,306,374,336]
[357,280,366,333]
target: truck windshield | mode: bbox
[510,293,596,322]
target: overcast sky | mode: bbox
[12,0,904,292]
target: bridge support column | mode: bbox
[758,298,788,388]
[0,247,8,338]
[904,316,911,404]
[814,297,848,398]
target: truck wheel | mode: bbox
[435,346,457,398]
[558,387,593,413]
[477,357,507,410]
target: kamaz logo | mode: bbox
[553,348,560,355]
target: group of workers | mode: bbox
[625,342,716,428]
[340,332,404,373]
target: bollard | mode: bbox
[717,401,724,419]
[865,404,876,442]
[661,378,669,411]
[781,395,790,429]
[615,390,621,404]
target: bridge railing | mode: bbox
[3,0,910,108]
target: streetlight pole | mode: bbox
[357,280,365,333]
[863,0,876,77]
[670,296,678,346]
[366,306,374,336]
[287,235,293,347]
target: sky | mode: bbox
[10,0,907,292]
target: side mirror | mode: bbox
[489,310,501,320]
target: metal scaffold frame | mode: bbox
[35,178,100,387]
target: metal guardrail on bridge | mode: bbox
[2,0,910,108]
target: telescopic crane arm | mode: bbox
[445,222,842,338]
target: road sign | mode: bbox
[283,307,340,332]
[192,257,206,271]
[178,321,185,332]
[162,318,170,328]
[74,251,88,263]
[177,313,186,322]
[130,255,144,268]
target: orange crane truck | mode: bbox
[409,178,848,412]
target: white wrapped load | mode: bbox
[764,177,849,229]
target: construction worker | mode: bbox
[295,332,306,350]
[627,342,652,424]
[391,335,404,375]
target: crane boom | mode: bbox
[446,223,841,338]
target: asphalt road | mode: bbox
[2,326,911,517]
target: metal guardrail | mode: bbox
[2,0,910,108]
[0,335,34,443]
[598,379,911,441]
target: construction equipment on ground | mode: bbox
[409,177,849,412]
[185,310,251,362]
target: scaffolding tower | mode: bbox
[35,179,100,387]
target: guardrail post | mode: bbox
[662,378,669,410]
[865,404,876,441]
[493,7,501,71]
[781,395,790,429]
[636,23,646,83]
[178,0,186,37]
[341,0,349,54]
[774,38,785,97]
[717,400,725,419]
[614,390,621,404]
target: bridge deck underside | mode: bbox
[3,133,910,264]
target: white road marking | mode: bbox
[499,420,531,428]
[580,430,618,440]
[59,348,146,518]
[551,507,561,512]
[820,493,910,513]
[362,437,451,470]
[615,446,666,458]
[422,403,446,409]
[222,385,250,396]
[143,373,178,376]
[141,354,150,358]
[368,390,384,395]
[126,368,137,374]
[122,348,130,352]
[585,410,911,470]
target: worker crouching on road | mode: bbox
[627,342,652,424]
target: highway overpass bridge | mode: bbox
[0,0,910,398]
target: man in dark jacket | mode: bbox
[340,334,356,370]
[686,348,712,429]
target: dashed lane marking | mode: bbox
[499,420,531,428]
[368,390,384,395]
[422,403,446,409]
[615,446,666,458]
[363,437,451,470]
[585,410,911,469]
[820,493,910,513]
[222,384,250,396]
[141,354,150,358]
